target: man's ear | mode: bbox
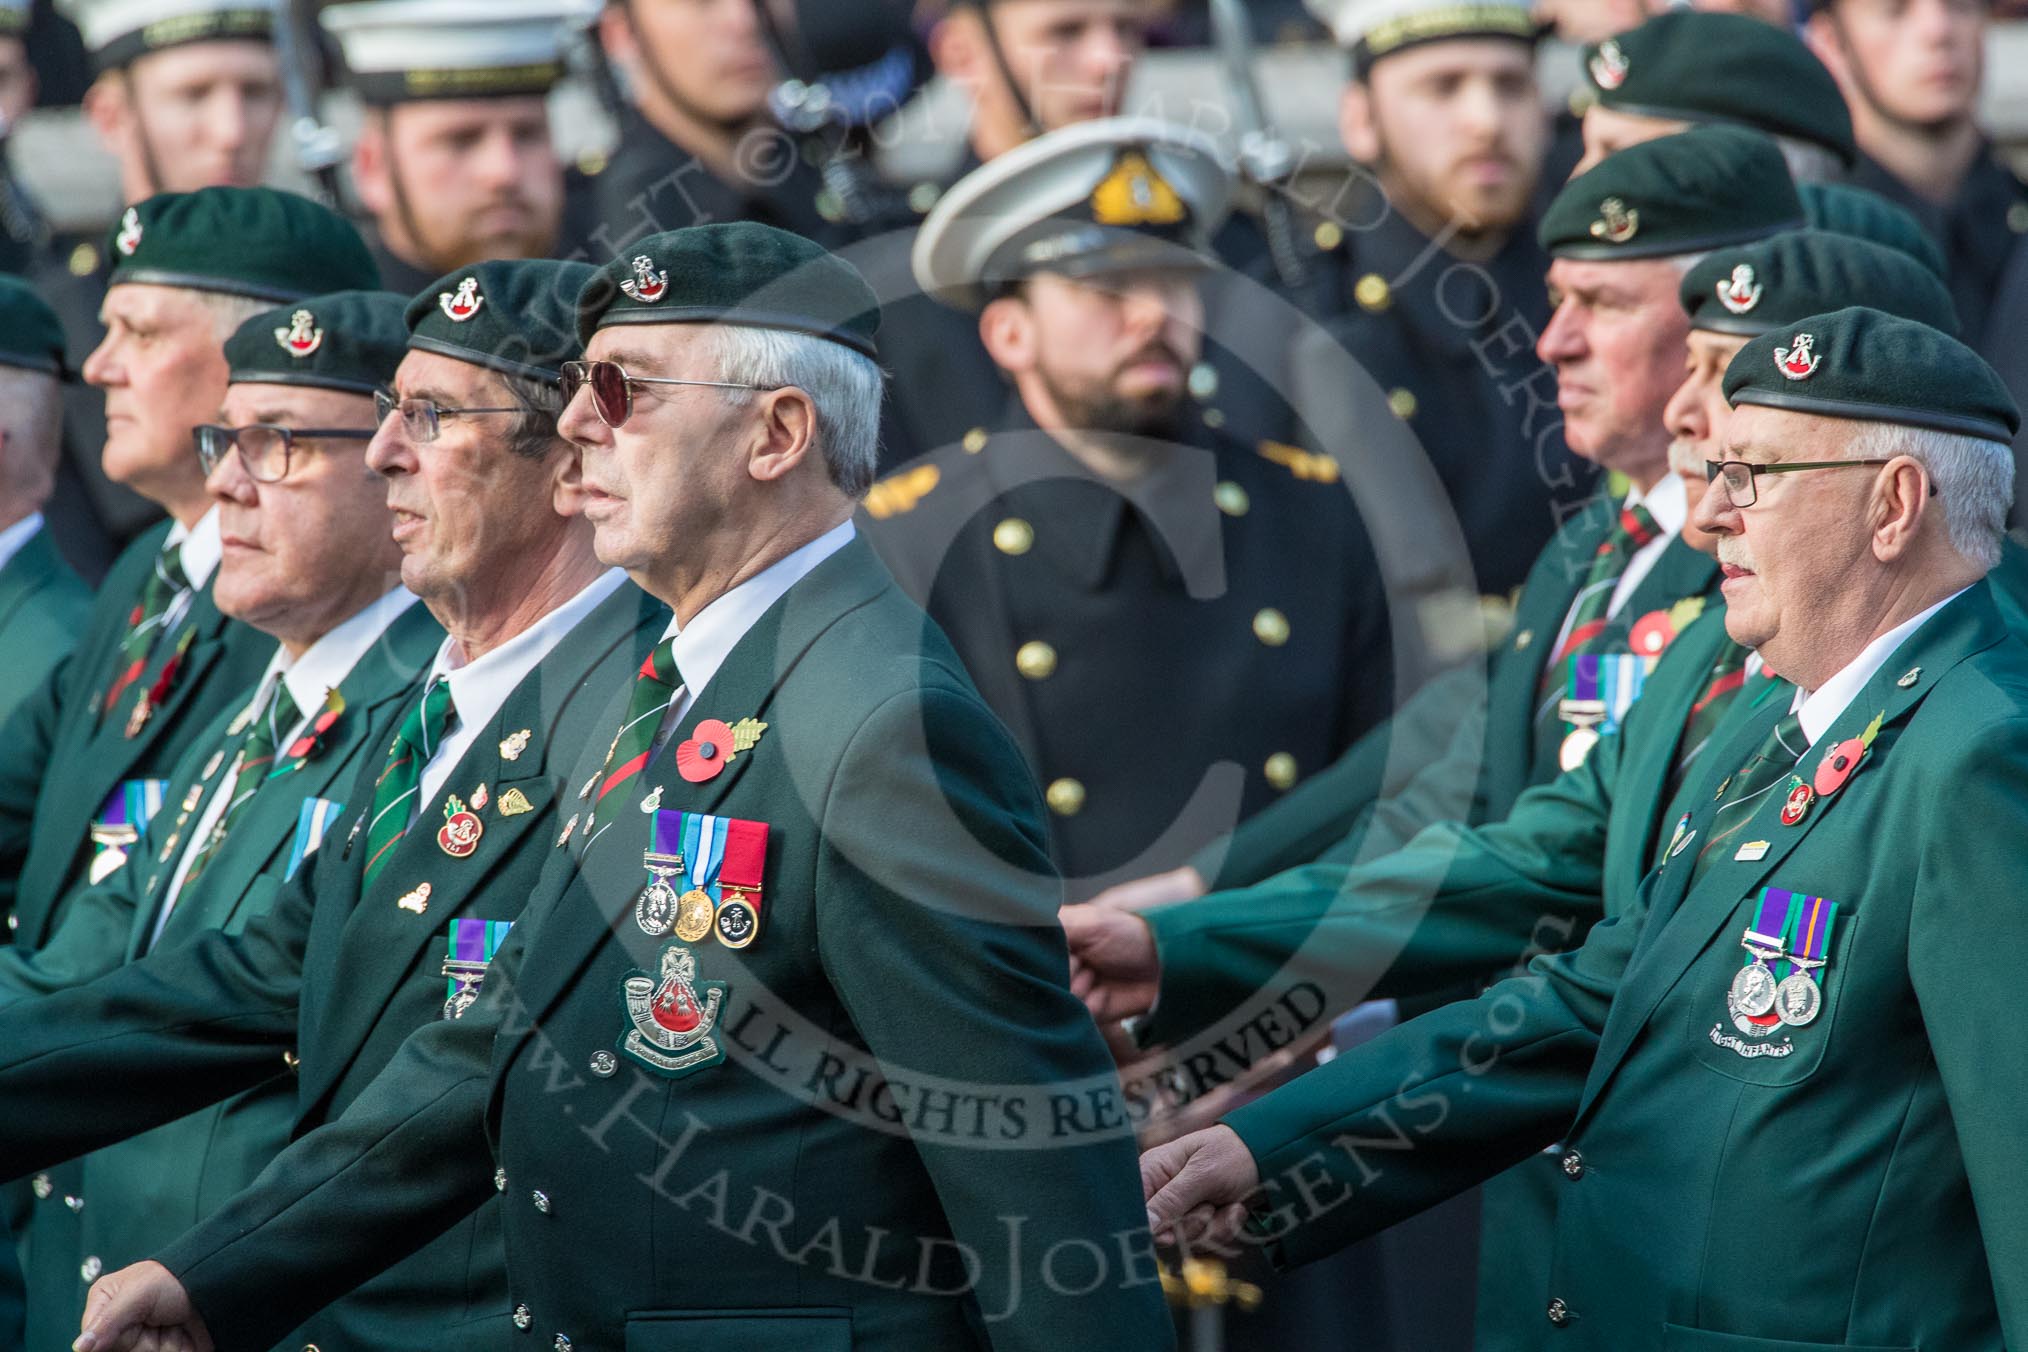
[549,439,587,516]
[928,9,984,92]
[80,73,129,155]
[979,295,1036,375]
[1338,80,1380,166]
[747,386,818,483]
[351,116,392,219]
[598,2,639,67]
[1802,11,1850,87]
[1870,456,1930,563]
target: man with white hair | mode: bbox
[1142,306,2028,1350]
[68,223,1173,1352]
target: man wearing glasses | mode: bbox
[0,289,443,1348]
[0,258,672,1351]
[1143,304,2028,1351]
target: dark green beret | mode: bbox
[1539,125,1803,261]
[1723,305,2019,442]
[577,223,880,359]
[224,290,409,395]
[107,187,378,304]
[1581,11,1854,164]
[1681,231,1958,338]
[0,275,68,376]
[404,258,596,383]
[1798,182,1947,279]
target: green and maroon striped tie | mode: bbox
[104,540,191,714]
[587,638,681,843]
[362,679,456,888]
[181,681,302,888]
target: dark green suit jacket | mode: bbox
[0,524,91,728]
[0,519,272,946]
[1191,490,1720,893]
[142,539,1173,1352]
[0,578,665,1351]
[0,599,442,1351]
[1226,583,2028,1350]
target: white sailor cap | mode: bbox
[1305,0,1538,75]
[57,0,274,69]
[912,115,1232,312]
[321,0,597,105]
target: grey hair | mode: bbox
[1668,250,1710,277]
[709,326,884,498]
[1776,137,1844,186]
[194,291,273,342]
[1845,421,2013,570]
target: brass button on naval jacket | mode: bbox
[1264,753,1298,790]
[1387,388,1418,420]
[1214,481,1249,517]
[1252,608,1290,647]
[993,518,1035,556]
[1560,1150,1585,1180]
[1354,272,1391,312]
[1045,778,1086,817]
[1016,641,1057,680]
[1547,1298,1570,1326]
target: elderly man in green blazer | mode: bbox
[1143,306,2028,1350]
[71,224,1174,1352]
[0,259,673,1351]
[0,290,445,1350]
[0,188,380,949]
[0,279,91,730]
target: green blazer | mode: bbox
[0,600,443,1352]
[144,539,1173,1352]
[1225,583,2028,1351]
[0,579,666,1352]
[0,520,273,946]
[0,524,90,728]
[1191,490,1720,892]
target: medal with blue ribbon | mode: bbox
[637,809,768,947]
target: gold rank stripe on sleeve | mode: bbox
[1255,440,1342,484]
[863,464,942,520]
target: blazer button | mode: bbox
[532,1189,552,1214]
[1547,1298,1570,1326]
[80,1257,101,1283]
[1560,1150,1585,1180]
[29,1174,50,1199]
[512,1304,532,1330]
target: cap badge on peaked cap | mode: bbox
[1090,150,1188,228]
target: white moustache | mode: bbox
[1716,541,1755,572]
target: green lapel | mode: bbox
[0,528,83,635]
[1576,586,2007,1122]
[131,604,444,960]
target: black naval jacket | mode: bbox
[862,400,1394,896]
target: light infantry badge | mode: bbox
[275,309,324,357]
[619,255,669,303]
[1775,331,1821,380]
[439,277,484,322]
[1588,38,1629,90]
[1716,264,1762,316]
[620,943,727,1077]
[115,208,143,256]
[1589,197,1639,244]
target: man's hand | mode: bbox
[1140,1124,1261,1249]
[74,1260,213,1352]
[1088,865,1206,912]
[1061,903,1161,1023]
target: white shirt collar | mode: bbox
[0,513,43,572]
[429,568,629,731]
[659,520,856,695]
[241,587,424,736]
[173,507,223,589]
[1792,587,1968,744]
[1626,473,1688,539]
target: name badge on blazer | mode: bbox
[285,798,347,881]
[88,778,169,883]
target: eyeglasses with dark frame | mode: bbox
[373,387,525,444]
[560,359,777,429]
[1703,457,1932,509]
[194,423,376,483]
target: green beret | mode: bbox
[1681,231,1958,338]
[107,187,378,304]
[1539,125,1803,261]
[1798,182,1947,279]
[1581,12,1854,165]
[404,258,595,383]
[1723,305,2019,442]
[224,290,409,395]
[0,275,68,376]
[577,223,880,359]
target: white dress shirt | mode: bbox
[1550,475,1689,658]
[161,508,222,636]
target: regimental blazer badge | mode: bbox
[620,942,727,1077]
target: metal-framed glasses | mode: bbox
[195,423,375,482]
[1703,458,1922,509]
[374,387,524,444]
[560,359,775,429]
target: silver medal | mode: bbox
[635,876,679,936]
[1775,972,1822,1026]
[1729,960,1777,1018]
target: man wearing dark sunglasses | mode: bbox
[0,289,445,1347]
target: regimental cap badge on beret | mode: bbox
[619,255,669,304]
[1590,197,1638,244]
[1774,332,1820,380]
[115,208,142,257]
[1589,37,1628,90]
[107,187,378,303]
[1717,264,1762,315]
[275,309,324,357]
[439,277,484,322]
[1090,150,1189,228]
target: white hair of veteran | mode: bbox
[709,324,883,500]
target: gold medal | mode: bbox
[674,889,715,943]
